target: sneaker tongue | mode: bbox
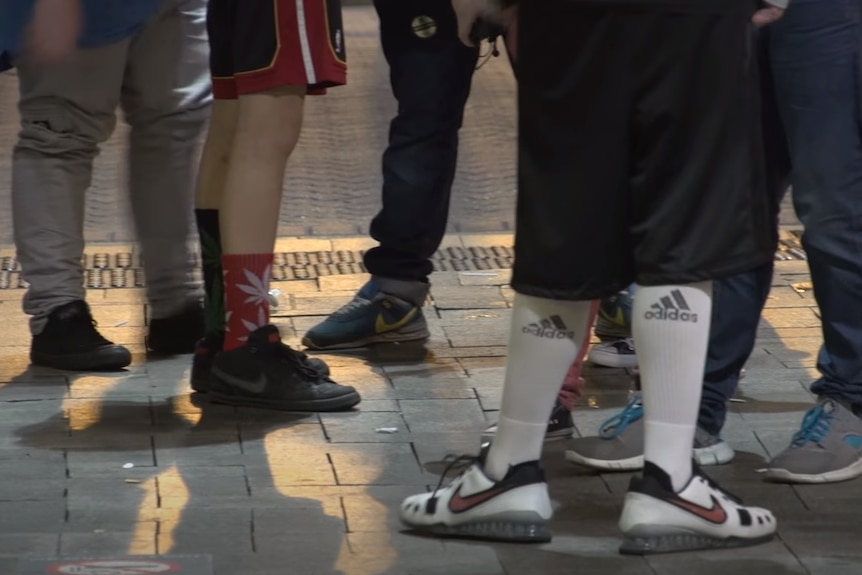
[247,324,281,346]
[55,301,90,321]
[357,281,380,300]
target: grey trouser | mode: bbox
[12,0,210,334]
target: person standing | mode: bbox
[400,0,787,554]
[5,0,209,371]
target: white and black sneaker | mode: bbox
[589,338,638,369]
[481,398,574,444]
[400,457,552,543]
[619,462,776,555]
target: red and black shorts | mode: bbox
[206,0,347,99]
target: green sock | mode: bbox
[195,209,225,339]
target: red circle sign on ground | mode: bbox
[46,559,182,575]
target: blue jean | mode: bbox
[364,0,479,285]
[770,0,862,408]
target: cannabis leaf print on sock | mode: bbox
[222,254,275,350]
[237,266,272,306]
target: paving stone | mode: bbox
[441,319,509,348]
[399,399,486,433]
[388,375,478,400]
[760,307,822,329]
[59,527,158,556]
[328,444,427,486]
[0,534,59,557]
[430,286,509,310]
[801,556,862,575]
[0,502,65,533]
[0,479,66,502]
[320,411,410,444]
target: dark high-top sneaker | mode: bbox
[31,300,131,371]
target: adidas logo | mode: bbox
[644,289,698,322]
[523,315,575,339]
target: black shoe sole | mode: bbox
[207,389,361,412]
[189,359,329,394]
[31,347,132,371]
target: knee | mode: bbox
[125,86,212,141]
[15,99,109,158]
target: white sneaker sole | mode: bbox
[618,492,776,555]
[565,442,736,471]
[765,456,862,484]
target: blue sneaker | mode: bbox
[765,398,862,484]
[302,282,430,350]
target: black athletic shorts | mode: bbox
[511,0,775,301]
[207,0,347,99]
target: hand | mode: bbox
[25,0,83,64]
[752,5,784,27]
[453,0,491,46]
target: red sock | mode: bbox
[222,253,274,351]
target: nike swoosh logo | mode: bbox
[448,483,511,514]
[375,306,418,333]
[212,367,267,394]
[668,494,727,524]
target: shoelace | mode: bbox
[277,344,326,380]
[332,295,373,317]
[693,464,743,505]
[72,316,111,345]
[425,454,480,514]
[598,394,643,439]
[791,403,835,447]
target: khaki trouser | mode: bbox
[12,0,210,334]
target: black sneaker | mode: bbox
[31,300,131,371]
[147,300,205,354]
[480,398,574,443]
[207,325,359,411]
[191,333,332,394]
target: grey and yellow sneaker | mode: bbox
[302,281,430,350]
[564,396,735,471]
[765,398,862,484]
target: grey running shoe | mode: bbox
[565,396,735,470]
[765,398,862,484]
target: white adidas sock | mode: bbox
[633,282,713,492]
[484,294,595,481]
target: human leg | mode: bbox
[198,0,358,411]
[303,0,478,350]
[121,0,210,354]
[13,42,132,370]
[765,0,862,484]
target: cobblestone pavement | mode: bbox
[0,6,799,247]
[0,231,855,575]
